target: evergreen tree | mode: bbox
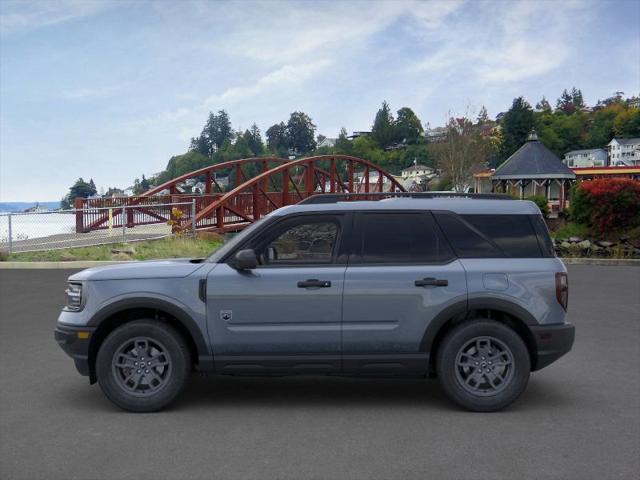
[140,174,150,192]
[266,122,289,156]
[286,111,317,155]
[535,97,552,113]
[335,127,352,154]
[200,110,233,155]
[477,106,490,124]
[395,107,424,143]
[499,97,535,161]
[62,178,98,208]
[556,89,576,114]
[571,87,585,110]
[189,135,209,156]
[371,101,395,148]
[243,123,264,156]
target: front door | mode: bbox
[207,214,347,374]
[341,211,467,374]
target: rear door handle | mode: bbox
[297,279,332,288]
[415,277,448,287]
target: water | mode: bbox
[0,212,76,243]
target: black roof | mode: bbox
[493,131,576,180]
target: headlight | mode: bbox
[64,283,83,311]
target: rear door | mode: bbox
[341,211,467,374]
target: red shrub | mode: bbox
[570,179,640,235]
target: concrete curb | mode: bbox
[560,258,640,266]
[1,258,639,269]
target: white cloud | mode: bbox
[0,0,115,35]
[412,0,585,84]
[205,60,333,105]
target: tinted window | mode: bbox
[357,213,454,264]
[529,214,555,257]
[462,215,542,258]
[434,212,543,258]
[261,220,339,265]
[433,212,502,258]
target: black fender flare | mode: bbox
[419,297,538,353]
[87,297,211,368]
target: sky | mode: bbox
[1,0,639,202]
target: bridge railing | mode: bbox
[74,195,222,233]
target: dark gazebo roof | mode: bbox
[493,131,576,180]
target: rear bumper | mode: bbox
[530,322,575,371]
[54,324,95,377]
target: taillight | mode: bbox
[555,272,568,310]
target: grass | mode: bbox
[550,222,590,240]
[3,236,223,262]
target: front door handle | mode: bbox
[415,277,448,287]
[297,279,332,288]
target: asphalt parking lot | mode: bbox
[1,265,639,480]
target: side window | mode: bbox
[529,214,555,257]
[259,219,339,265]
[462,215,543,258]
[434,212,543,258]
[433,212,503,258]
[357,212,454,264]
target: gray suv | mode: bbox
[55,194,575,412]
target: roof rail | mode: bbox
[299,192,513,205]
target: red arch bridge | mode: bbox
[75,155,406,234]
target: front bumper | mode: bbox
[530,322,575,371]
[54,324,95,377]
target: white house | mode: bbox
[608,138,640,166]
[401,163,435,181]
[317,137,337,148]
[563,148,608,168]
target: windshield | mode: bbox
[206,216,271,263]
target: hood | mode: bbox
[68,258,207,281]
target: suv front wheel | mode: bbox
[96,320,191,412]
[436,319,530,412]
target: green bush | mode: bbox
[525,195,550,218]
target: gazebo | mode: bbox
[491,130,576,214]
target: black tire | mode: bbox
[96,320,191,412]
[436,319,530,412]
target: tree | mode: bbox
[371,101,395,148]
[199,110,233,155]
[61,178,98,208]
[395,107,424,144]
[499,97,535,161]
[266,122,289,156]
[189,135,209,157]
[133,174,151,194]
[286,111,316,155]
[477,106,490,124]
[434,116,490,192]
[535,97,552,113]
[556,89,575,114]
[351,135,385,164]
[335,127,352,154]
[613,109,640,137]
[243,123,264,156]
[571,87,585,111]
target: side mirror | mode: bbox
[233,249,258,270]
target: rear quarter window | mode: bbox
[434,212,544,258]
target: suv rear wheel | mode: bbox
[436,319,530,412]
[96,320,191,412]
